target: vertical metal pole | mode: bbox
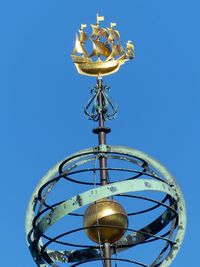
[103,242,111,267]
[97,76,111,267]
[97,76,108,186]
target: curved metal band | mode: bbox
[36,179,176,234]
[70,257,148,267]
[26,146,186,267]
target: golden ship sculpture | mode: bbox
[71,14,134,76]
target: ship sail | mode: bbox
[79,30,88,43]
[126,41,134,59]
[106,44,124,61]
[72,34,88,56]
[90,40,111,58]
[91,24,109,39]
[107,29,120,43]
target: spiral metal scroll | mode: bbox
[26,146,186,267]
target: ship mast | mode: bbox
[96,13,104,27]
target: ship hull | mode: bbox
[71,55,92,63]
[74,59,126,76]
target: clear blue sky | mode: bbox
[1,0,199,266]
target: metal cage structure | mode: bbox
[26,145,186,267]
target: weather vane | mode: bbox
[26,15,186,267]
[71,14,134,76]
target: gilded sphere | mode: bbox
[83,199,128,244]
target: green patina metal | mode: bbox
[26,145,186,267]
[37,179,176,233]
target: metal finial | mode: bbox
[26,14,186,267]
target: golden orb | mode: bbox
[83,199,128,244]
